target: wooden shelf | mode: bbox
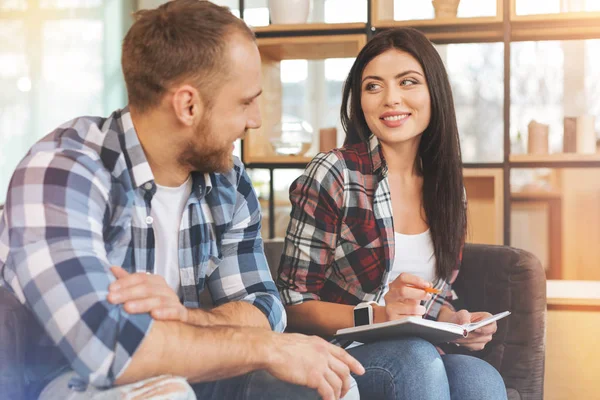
[257,34,366,60]
[510,153,600,164]
[511,190,562,200]
[511,13,600,41]
[253,22,366,34]
[463,168,504,245]
[508,0,600,40]
[371,0,503,43]
[373,17,503,43]
[244,34,366,166]
[547,280,600,307]
[511,11,600,22]
[244,156,314,165]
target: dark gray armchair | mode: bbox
[0,242,545,400]
[264,240,546,400]
[0,286,35,400]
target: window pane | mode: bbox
[273,169,302,238]
[41,20,104,132]
[247,169,270,239]
[243,0,269,26]
[0,0,27,10]
[246,168,304,239]
[280,57,353,156]
[210,0,240,18]
[324,0,367,23]
[40,0,102,8]
[515,0,600,15]
[510,40,600,155]
[244,0,366,27]
[0,21,29,203]
[136,1,240,17]
[233,139,241,158]
[437,43,504,162]
[137,0,168,9]
[511,168,600,281]
[393,0,496,21]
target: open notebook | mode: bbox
[335,311,511,344]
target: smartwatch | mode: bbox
[353,301,378,326]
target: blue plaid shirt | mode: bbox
[0,107,285,389]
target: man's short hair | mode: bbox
[122,0,255,113]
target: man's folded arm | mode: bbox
[115,321,270,385]
[6,151,154,388]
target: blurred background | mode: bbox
[1,0,600,280]
[2,1,600,398]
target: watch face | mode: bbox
[354,307,371,326]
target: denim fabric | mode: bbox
[347,337,507,400]
[39,370,360,400]
[193,370,359,400]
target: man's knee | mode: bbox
[97,376,196,400]
[244,371,359,400]
[242,370,319,400]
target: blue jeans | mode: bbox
[40,370,360,400]
[194,370,359,400]
[346,337,507,400]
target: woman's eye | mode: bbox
[401,79,418,86]
[365,82,381,91]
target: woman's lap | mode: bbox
[346,337,507,400]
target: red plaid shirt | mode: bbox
[277,135,461,320]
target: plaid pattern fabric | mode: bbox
[277,134,461,321]
[0,107,284,389]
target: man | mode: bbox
[0,1,363,399]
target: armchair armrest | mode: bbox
[0,287,30,400]
[451,244,546,400]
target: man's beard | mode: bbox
[180,123,235,174]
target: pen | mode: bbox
[407,284,442,295]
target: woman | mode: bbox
[277,28,507,400]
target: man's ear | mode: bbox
[171,84,204,126]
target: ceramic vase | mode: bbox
[269,0,311,24]
[432,0,460,18]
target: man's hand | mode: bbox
[108,266,189,323]
[379,272,432,321]
[439,309,497,351]
[266,333,365,400]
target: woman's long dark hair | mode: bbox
[340,28,466,280]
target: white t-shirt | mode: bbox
[150,176,193,294]
[379,230,437,306]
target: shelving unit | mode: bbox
[545,280,600,399]
[236,0,600,277]
[371,0,503,43]
[253,22,366,35]
[243,33,366,166]
[510,153,600,168]
[463,168,504,245]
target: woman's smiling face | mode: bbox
[360,49,431,146]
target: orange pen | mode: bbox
[407,284,442,295]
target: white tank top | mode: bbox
[379,230,437,306]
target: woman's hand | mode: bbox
[439,308,497,351]
[378,273,432,322]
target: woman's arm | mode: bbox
[286,301,391,337]
[286,301,354,337]
[278,152,347,324]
